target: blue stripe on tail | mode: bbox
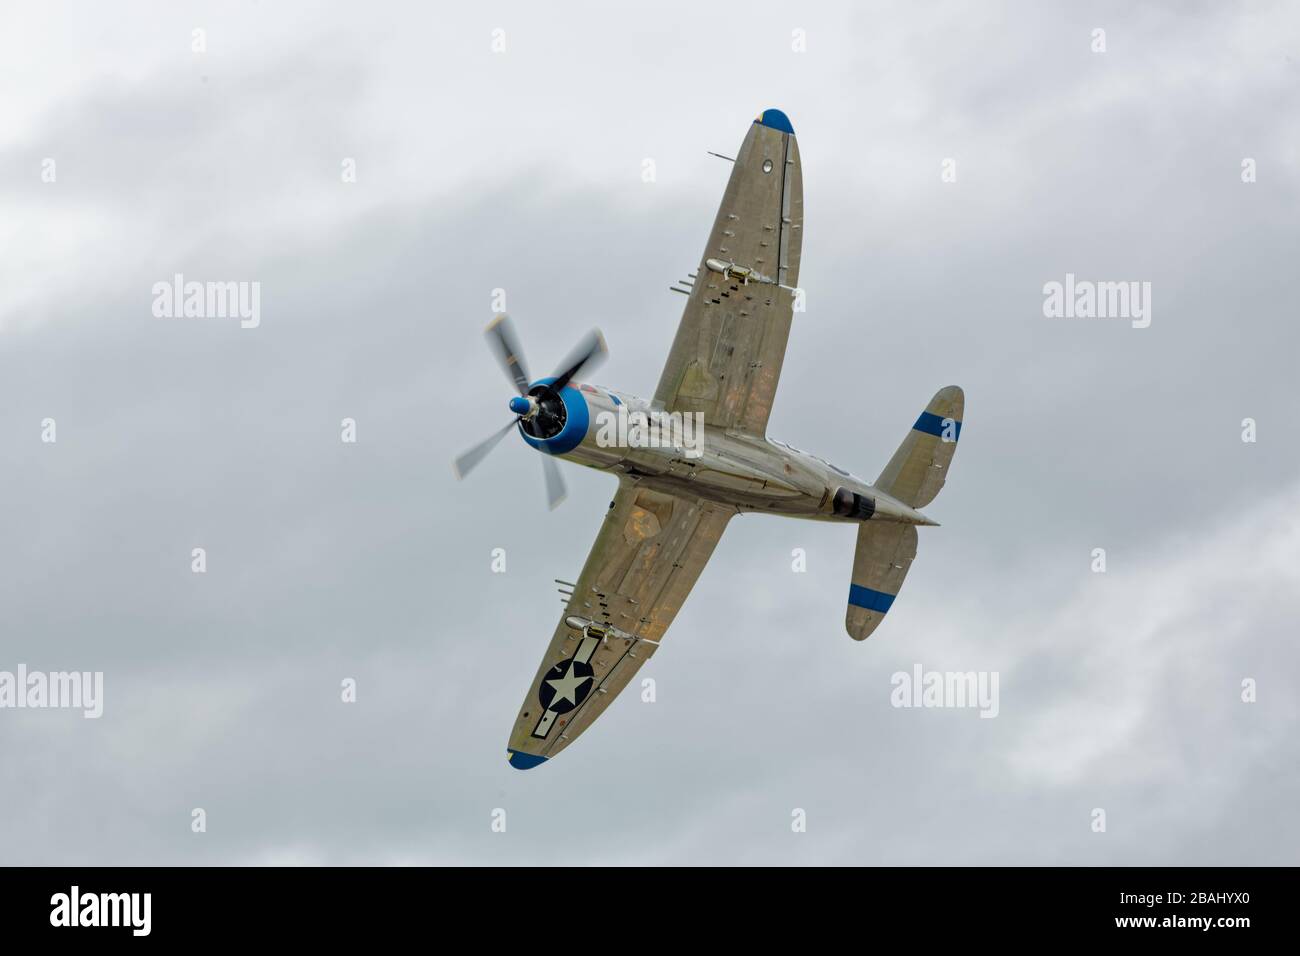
[848,584,896,613]
[913,411,961,441]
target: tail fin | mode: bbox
[845,387,963,641]
[874,386,964,509]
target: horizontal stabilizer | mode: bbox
[845,522,917,641]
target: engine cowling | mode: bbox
[517,377,589,455]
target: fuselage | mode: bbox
[517,380,936,527]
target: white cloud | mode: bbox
[1006,479,1300,787]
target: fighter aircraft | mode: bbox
[455,108,964,769]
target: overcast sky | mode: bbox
[1,1,1297,865]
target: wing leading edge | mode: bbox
[506,480,732,768]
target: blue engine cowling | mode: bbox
[517,377,590,456]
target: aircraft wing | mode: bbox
[653,109,804,437]
[506,480,732,768]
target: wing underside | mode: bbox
[506,480,732,767]
[653,111,804,437]
[506,111,802,768]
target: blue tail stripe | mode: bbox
[913,411,961,441]
[848,584,896,613]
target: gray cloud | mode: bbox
[0,0,1297,865]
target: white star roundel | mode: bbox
[538,658,594,714]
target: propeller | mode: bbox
[453,314,607,510]
[451,419,516,481]
[551,328,608,392]
[484,313,531,395]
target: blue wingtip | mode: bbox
[507,749,548,770]
[755,108,794,134]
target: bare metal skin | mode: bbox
[455,109,963,769]
[556,388,939,527]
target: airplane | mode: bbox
[455,108,964,770]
